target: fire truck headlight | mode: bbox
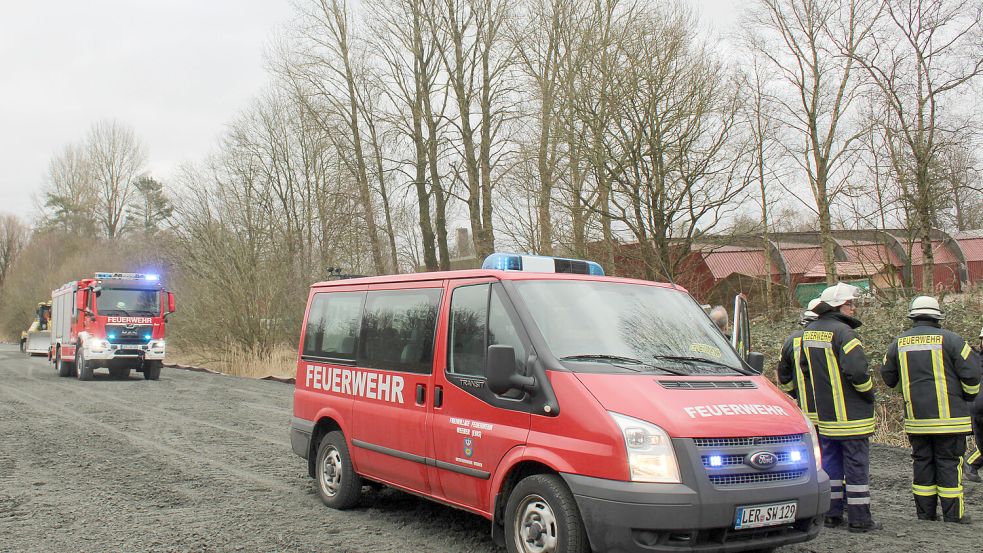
[149,340,165,351]
[609,412,680,484]
[90,340,110,352]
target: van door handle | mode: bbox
[416,383,426,405]
[434,386,443,408]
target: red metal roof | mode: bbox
[702,250,778,279]
[956,237,983,262]
[842,243,902,266]
[779,246,825,275]
[904,240,958,264]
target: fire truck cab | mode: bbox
[291,254,829,553]
[50,272,175,381]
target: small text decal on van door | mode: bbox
[305,364,406,404]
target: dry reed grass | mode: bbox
[168,344,297,379]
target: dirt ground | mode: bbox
[0,344,980,553]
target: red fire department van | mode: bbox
[291,254,830,553]
[50,272,175,381]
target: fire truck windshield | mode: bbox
[512,280,744,375]
[95,288,161,317]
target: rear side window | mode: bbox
[358,288,442,374]
[302,292,365,363]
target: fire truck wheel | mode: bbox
[504,474,590,553]
[56,351,74,378]
[76,350,93,381]
[315,431,362,510]
[109,367,131,379]
[143,361,162,381]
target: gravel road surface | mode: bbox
[0,344,980,552]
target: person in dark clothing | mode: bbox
[965,326,983,483]
[777,299,820,422]
[801,283,880,533]
[881,297,981,524]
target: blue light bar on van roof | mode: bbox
[95,272,159,281]
[481,253,604,276]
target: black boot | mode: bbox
[824,516,845,528]
[944,514,972,525]
[848,520,883,533]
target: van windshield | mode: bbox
[512,280,744,375]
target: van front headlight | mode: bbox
[803,413,822,472]
[609,412,680,483]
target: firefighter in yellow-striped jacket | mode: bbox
[801,283,880,533]
[777,298,820,422]
[881,296,981,524]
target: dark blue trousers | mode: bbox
[819,436,872,523]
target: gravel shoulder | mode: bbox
[0,344,979,552]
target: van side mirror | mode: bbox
[166,291,176,314]
[747,351,765,374]
[75,291,87,311]
[487,345,536,395]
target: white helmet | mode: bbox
[802,298,821,322]
[820,282,860,308]
[908,295,943,320]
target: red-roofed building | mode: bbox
[954,231,983,283]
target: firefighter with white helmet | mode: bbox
[801,282,880,532]
[777,298,821,422]
[965,325,983,483]
[881,296,981,523]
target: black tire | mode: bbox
[76,349,93,381]
[314,431,362,509]
[56,351,74,377]
[143,360,161,381]
[109,367,131,379]
[504,474,590,553]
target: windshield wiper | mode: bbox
[561,354,688,376]
[651,355,745,373]
[561,354,646,364]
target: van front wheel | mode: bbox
[505,474,590,553]
[315,431,361,509]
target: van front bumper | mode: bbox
[562,469,829,553]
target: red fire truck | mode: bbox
[49,272,175,381]
[291,253,829,553]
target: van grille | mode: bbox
[659,380,756,390]
[693,434,803,448]
[700,451,795,468]
[708,469,807,487]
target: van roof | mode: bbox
[311,269,688,292]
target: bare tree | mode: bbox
[852,0,983,289]
[0,214,30,287]
[43,142,99,234]
[749,0,880,284]
[86,120,148,238]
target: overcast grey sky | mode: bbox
[0,0,741,222]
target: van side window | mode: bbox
[302,292,365,363]
[358,288,442,374]
[449,284,489,376]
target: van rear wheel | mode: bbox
[315,431,361,509]
[505,474,590,553]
